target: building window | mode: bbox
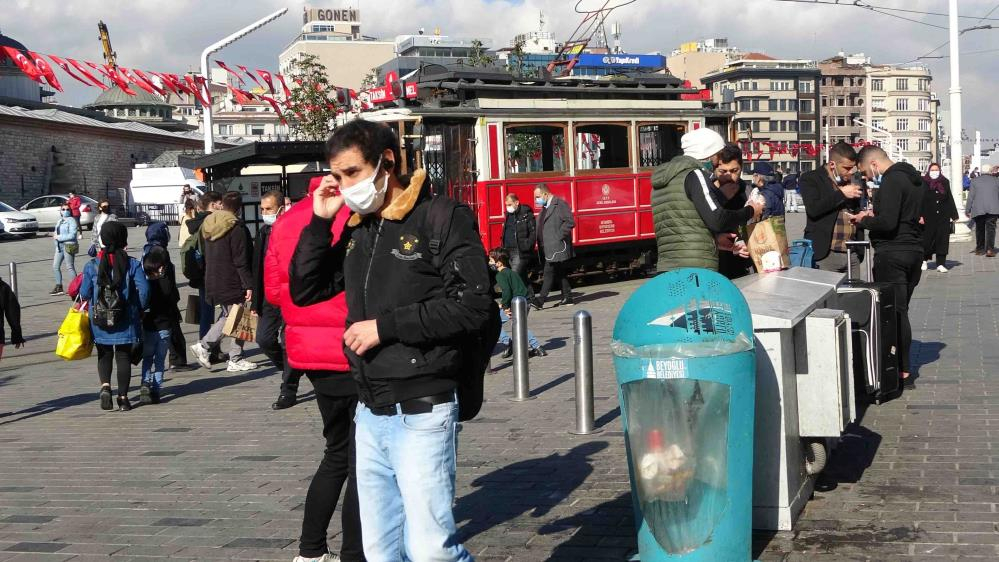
[800,99,813,114]
[837,98,845,107]
[740,80,751,91]
[250,125,266,136]
[897,138,910,151]
[801,161,815,172]
[872,118,885,130]
[821,97,828,107]
[872,78,884,91]
[896,78,909,91]
[872,98,885,111]
[896,98,909,111]
[218,124,233,135]
[919,138,930,152]
[800,80,813,93]
[918,119,930,132]
[918,78,929,91]
[857,78,864,86]
[895,118,909,131]
[821,116,827,127]
[918,98,930,112]
[788,99,799,111]
[574,123,631,170]
[800,120,814,133]
[767,99,778,111]
[833,77,844,87]
[836,117,846,127]
[772,80,793,91]
[505,124,567,175]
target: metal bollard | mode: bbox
[7,262,17,298]
[570,310,601,435]
[509,296,535,402]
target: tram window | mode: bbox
[505,124,567,175]
[638,123,684,168]
[575,124,630,171]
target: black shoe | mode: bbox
[117,396,132,411]
[530,347,547,357]
[149,388,161,404]
[99,387,112,411]
[139,384,152,405]
[49,285,64,296]
[501,347,513,359]
[271,394,296,410]
[170,363,196,372]
[530,298,544,311]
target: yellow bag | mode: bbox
[56,304,93,361]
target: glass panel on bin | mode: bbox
[622,378,730,555]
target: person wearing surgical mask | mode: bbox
[919,163,958,272]
[251,190,296,409]
[532,183,576,308]
[292,120,493,562]
[50,204,79,296]
[500,193,537,300]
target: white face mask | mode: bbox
[929,171,941,180]
[261,213,278,226]
[506,205,517,214]
[341,156,389,215]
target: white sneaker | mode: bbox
[190,343,211,369]
[937,264,948,273]
[226,358,257,372]
[293,555,340,562]
[920,261,928,271]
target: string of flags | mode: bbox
[738,140,882,162]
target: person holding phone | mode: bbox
[799,142,866,276]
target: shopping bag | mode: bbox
[743,216,790,273]
[222,303,257,342]
[55,302,93,361]
[184,294,201,325]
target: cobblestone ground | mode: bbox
[0,214,996,561]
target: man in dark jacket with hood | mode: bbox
[848,145,924,386]
[190,191,256,373]
[533,183,575,308]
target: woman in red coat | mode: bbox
[264,176,363,562]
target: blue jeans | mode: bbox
[141,329,171,389]
[498,308,539,349]
[53,248,77,286]
[354,400,472,562]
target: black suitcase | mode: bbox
[834,241,900,404]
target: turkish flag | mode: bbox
[215,60,245,85]
[120,67,159,95]
[184,75,209,105]
[86,62,136,95]
[1,46,43,82]
[150,72,180,95]
[236,65,265,91]
[65,58,109,89]
[26,51,63,91]
[47,54,94,88]
[194,75,213,106]
[131,69,166,96]
[256,69,275,94]
[228,84,254,105]
[259,95,287,124]
[275,74,292,99]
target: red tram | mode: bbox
[354,69,733,275]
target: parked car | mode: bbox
[0,201,39,237]
[20,195,98,230]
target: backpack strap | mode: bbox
[426,195,459,260]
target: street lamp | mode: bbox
[853,117,902,162]
[201,8,288,155]
[948,0,971,239]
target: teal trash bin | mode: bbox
[612,269,756,561]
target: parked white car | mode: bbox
[0,201,40,237]
[20,195,98,230]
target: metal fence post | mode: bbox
[509,296,534,402]
[570,310,601,435]
[7,262,17,298]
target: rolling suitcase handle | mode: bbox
[845,240,873,282]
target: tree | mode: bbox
[360,67,379,91]
[467,39,496,68]
[282,53,339,141]
[506,36,535,79]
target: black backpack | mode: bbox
[92,281,125,330]
[180,230,206,289]
[425,196,502,422]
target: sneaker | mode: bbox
[530,346,548,357]
[501,346,513,359]
[920,261,928,271]
[139,384,152,405]
[293,554,340,562]
[936,264,948,273]
[49,285,64,296]
[99,386,113,411]
[272,394,296,410]
[226,358,257,372]
[190,344,211,369]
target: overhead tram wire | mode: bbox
[903,0,999,64]
[773,0,999,21]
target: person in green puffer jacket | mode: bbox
[651,128,763,272]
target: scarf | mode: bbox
[98,222,130,290]
[924,173,947,195]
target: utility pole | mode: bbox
[949,0,971,239]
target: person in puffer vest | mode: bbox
[651,128,764,272]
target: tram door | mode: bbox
[422,121,478,207]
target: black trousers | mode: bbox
[872,250,923,374]
[507,248,535,300]
[975,214,997,252]
[538,259,572,302]
[256,303,300,392]
[299,373,363,561]
[168,317,187,366]
[922,218,951,265]
[97,344,132,396]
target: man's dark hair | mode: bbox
[325,120,401,177]
[857,145,888,166]
[198,191,222,211]
[261,190,283,206]
[488,247,510,267]
[717,143,743,166]
[143,246,168,277]
[222,191,243,213]
[829,142,858,163]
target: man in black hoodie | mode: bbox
[848,145,924,385]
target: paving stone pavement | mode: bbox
[0,216,996,561]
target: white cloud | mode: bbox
[2,0,998,141]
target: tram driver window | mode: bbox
[638,123,684,168]
[575,124,630,171]
[505,124,567,175]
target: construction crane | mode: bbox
[546,0,637,77]
[98,21,117,69]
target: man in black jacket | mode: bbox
[799,142,866,275]
[291,120,491,562]
[186,191,222,340]
[848,145,924,386]
[501,193,537,295]
[252,190,299,410]
[190,191,257,373]
[0,278,24,363]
